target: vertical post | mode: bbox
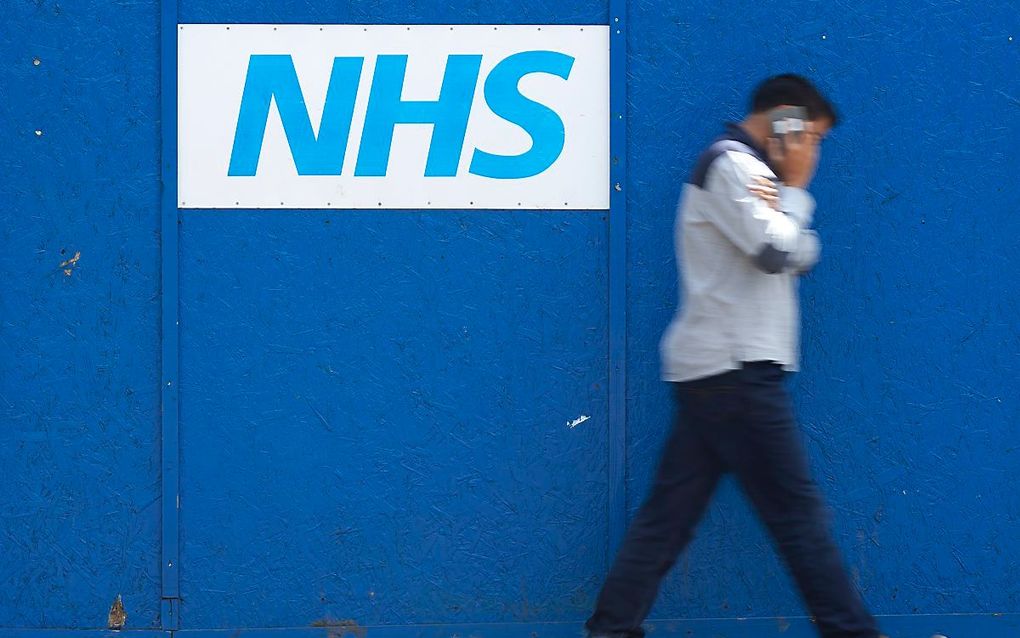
[607,3,629,558]
[159,0,181,630]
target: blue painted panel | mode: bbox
[625,0,1020,624]
[177,211,609,628]
[0,0,162,630]
[176,613,1020,638]
[0,632,169,638]
[179,1,606,25]
[4,613,1020,638]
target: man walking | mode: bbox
[586,75,882,638]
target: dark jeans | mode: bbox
[586,362,879,638]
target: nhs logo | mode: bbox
[178,24,609,209]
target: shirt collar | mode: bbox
[724,123,779,175]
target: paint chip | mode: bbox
[568,415,591,429]
[108,594,127,630]
[60,251,81,276]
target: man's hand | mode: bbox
[748,176,781,211]
[767,122,821,189]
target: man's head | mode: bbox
[750,74,839,131]
[742,74,838,187]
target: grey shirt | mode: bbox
[661,125,821,382]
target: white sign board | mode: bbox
[178,24,609,209]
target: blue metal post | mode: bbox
[607,1,629,558]
[159,0,181,630]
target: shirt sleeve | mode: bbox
[701,150,820,274]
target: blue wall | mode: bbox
[1,0,1017,636]
[0,0,163,629]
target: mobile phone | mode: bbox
[769,106,807,141]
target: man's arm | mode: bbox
[701,151,820,274]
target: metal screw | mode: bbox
[33,57,41,66]
[821,34,828,40]
[34,129,43,136]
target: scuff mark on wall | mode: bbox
[310,618,366,638]
[60,250,81,276]
[568,415,591,429]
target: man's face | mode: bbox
[805,117,833,148]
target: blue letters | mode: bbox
[227,51,574,179]
[355,54,482,177]
[228,55,362,176]
[469,51,574,179]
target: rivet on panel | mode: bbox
[33,57,41,66]
[35,129,43,136]
[821,34,828,40]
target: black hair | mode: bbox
[750,74,839,126]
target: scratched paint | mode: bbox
[568,416,592,429]
[0,0,162,629]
